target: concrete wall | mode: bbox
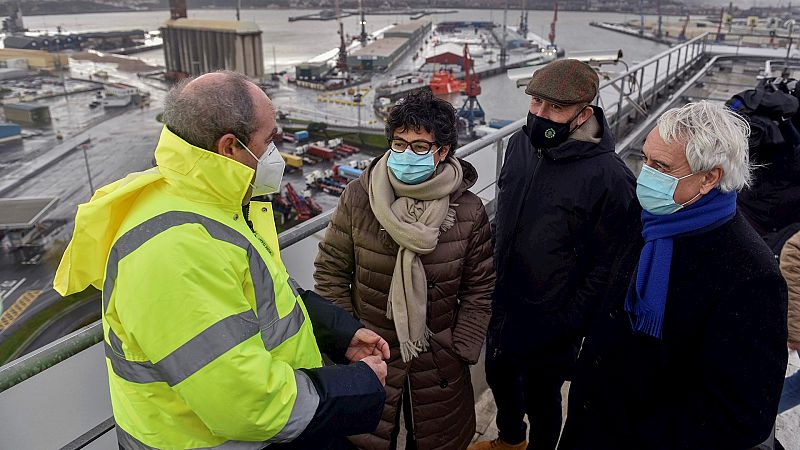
[161,26,264,78]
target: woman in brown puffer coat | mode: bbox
[313,89,494,450]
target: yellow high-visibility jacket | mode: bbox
[54,127,383,449]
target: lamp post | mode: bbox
[353,92,363,132]
[786,19,796,62]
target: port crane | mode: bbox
[548,2,558,47]
[335,0,348,72]
[678,12,690,41]
[359,0,368,46]
[457,43,485,133]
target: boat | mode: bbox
[428,70,465,95]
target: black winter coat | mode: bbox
[558,205,789,450]
[490,107,635,364]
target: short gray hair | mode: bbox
[162,70,256,151]
[657,100,752,192]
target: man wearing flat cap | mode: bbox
[470,59,636,450]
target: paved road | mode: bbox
[17,294,100,358]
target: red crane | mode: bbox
[548,2,558,46]
[457,43,485,133]
[462,43,480,97]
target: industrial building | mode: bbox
[3,35,84,52]
[295,61,329,81]
[383,20,431,41]
[347,20,432,72]
[347,38,409,71]
[161,19,265,79]
[0,49,68,71]
[426,43,468,66]
[0,123,22,143]
[3,103,51,127]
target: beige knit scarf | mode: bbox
[368,152,464,362]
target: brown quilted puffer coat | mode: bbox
[780,230,800,344]
[313,157,494,450]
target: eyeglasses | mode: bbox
[389,137,439,155]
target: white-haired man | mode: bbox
[558,101,789,450]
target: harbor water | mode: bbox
[21,9,670,120]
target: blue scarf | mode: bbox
[625,189,737,339]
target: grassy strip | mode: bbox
[0,288,99,366]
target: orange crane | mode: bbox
[457,43,485,132]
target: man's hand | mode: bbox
[360,355,387,386]
[346,328,390,362]
[789,341,800,351]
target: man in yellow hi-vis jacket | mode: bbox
[54,71,388,449]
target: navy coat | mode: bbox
[490,107,635,365]
[558,205,789,450]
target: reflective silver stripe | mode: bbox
[105,343,162,385]
[103,212,251,313]
[102,212,307,385]
[113,371,319,447]
[261,300,305,350]
[287,277,303,297]
[106,310,259,386]
[103,212,304,349]
[116,423,267,449]
[108,328,125,357]
[263,370,321,444]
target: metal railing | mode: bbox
[0,32,717,395]
[598,33,710,141]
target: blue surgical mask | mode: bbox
[387,150,436,184]
[636,164,700,215]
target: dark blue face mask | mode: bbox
[525,107,586,149]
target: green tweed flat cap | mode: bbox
[525,59,599,105]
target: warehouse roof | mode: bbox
[386,20,430,35]
[351,37,408,58]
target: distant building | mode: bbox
[0,49,68,70]
[105,83,139,97]
[3,103,51,127]
[383,20,431,40]
[347,20,432,72]
[2,3,25,34]
[3,35,84,52]
[161,19,264,79]
[425,43,467,66]
[347,37,409,71]
[0,58,28,70]
[0,123,22,144]
[295,62,329,81]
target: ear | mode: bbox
[699,167,723,194]
[216,133,239,158]
[576,105,594,125]
[437,145,450,162]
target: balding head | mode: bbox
[162,70,276,160]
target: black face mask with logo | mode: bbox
[525,107,586,149]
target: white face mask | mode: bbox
[237,138,285,197]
